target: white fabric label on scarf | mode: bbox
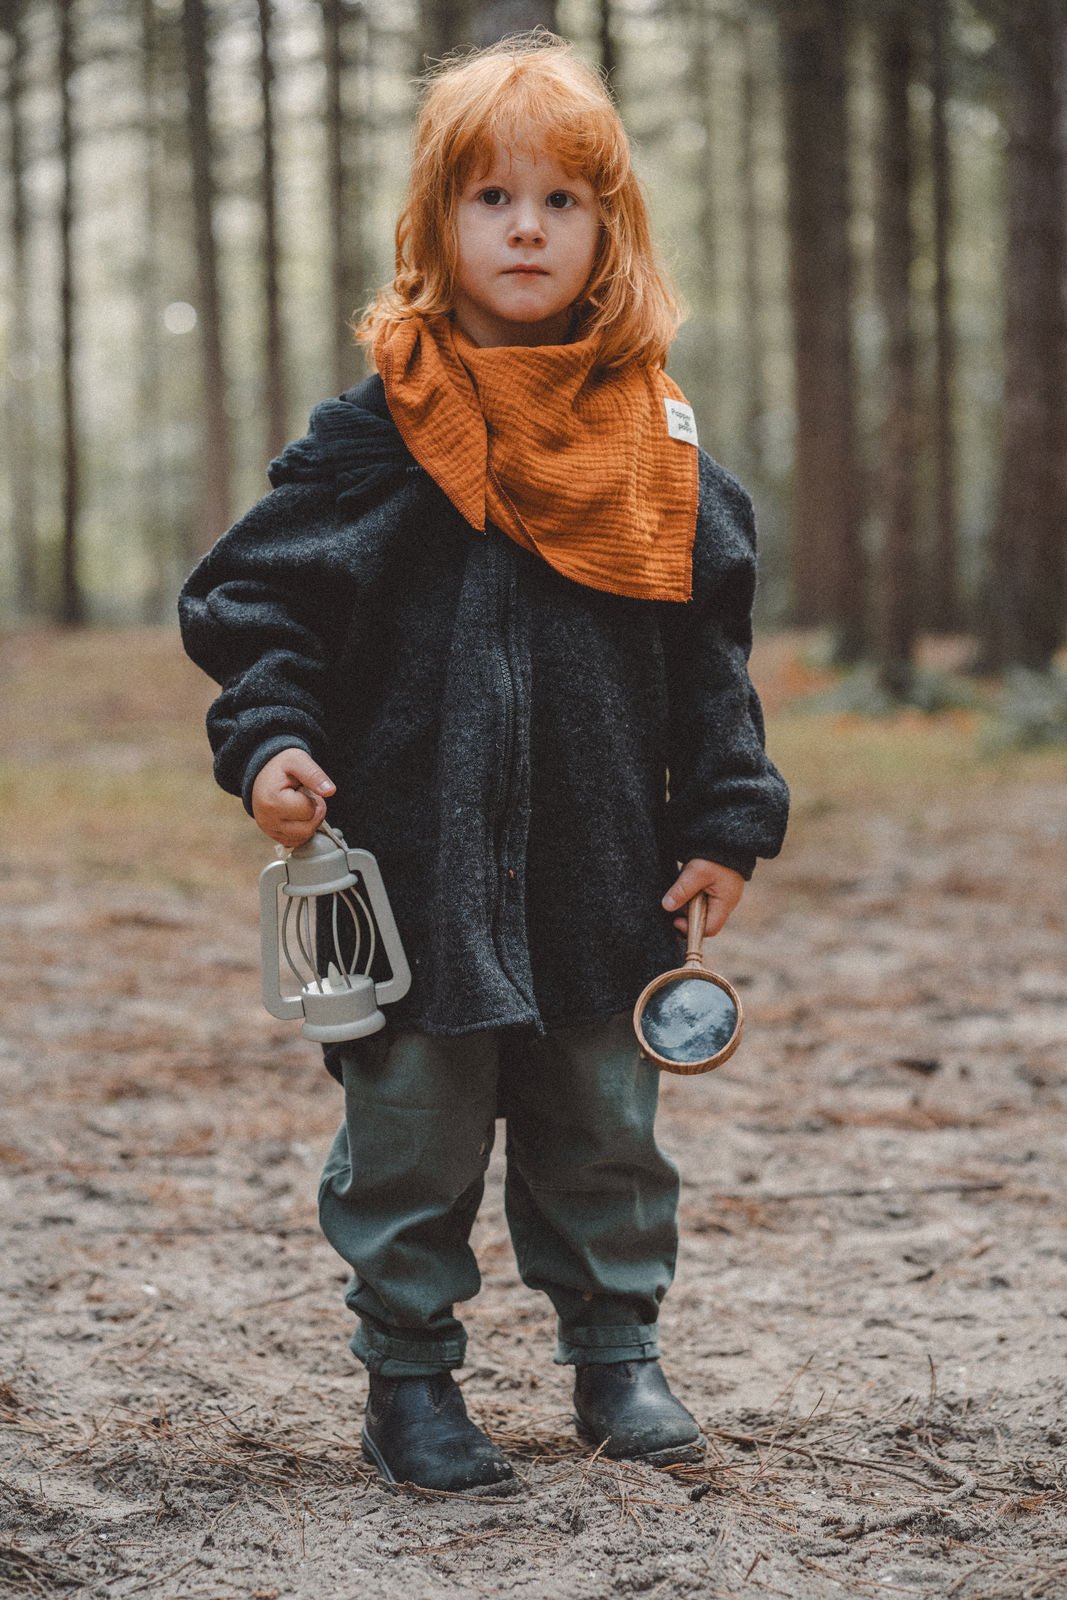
[664,398,698,446]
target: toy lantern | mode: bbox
[259,821,411,1043]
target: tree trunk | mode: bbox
[182,0,232,548]
[258,0,288,459]
[419,0,471,63]
[418,0,557,58]
[692,1,723,451]
[473,1,558,45]
[926,0,959,631]
[873,0,918,699]
[5,0,37,617]
[598,0,617,88]
[984,0,1067,671]
[137,0,169,620]
[779,0,865,658]
[57,0,83,625]
[738,10,766,484]
[323,0,365,396]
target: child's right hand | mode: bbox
[251,748,336,847]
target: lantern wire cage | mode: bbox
[276,820,379,996]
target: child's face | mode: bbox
[451,142,600,348]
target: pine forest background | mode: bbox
[2,0,1065,699]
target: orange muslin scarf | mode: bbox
[373,314,699,602]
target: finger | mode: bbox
[275,788,320,821]
[702,896,733,938]
[673,898,730,937]
[283,751,336,796]
[661,860,712,914]
[270,814,322,847]
[284,824,321,848]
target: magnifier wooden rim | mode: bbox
[633,890,744,1076]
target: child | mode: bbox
[179,34,788,1494]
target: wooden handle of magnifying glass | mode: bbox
[684,892,708,967]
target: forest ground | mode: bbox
[1,627,1065,1600]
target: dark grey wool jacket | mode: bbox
[179,374,789,1074]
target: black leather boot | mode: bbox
[574,1360,705,1464]
[361,1372,517,1492]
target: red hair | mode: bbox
[354,33,681,370]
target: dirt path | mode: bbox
[1,629,1065,1598]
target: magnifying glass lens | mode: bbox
[639,975,738,1066]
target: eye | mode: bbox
[479,187,508,206]
[546,191,576,210]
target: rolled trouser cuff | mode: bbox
[352,1321,466,1377]
[555,1322,660,1366]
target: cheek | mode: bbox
[572,218,601,283]
[454,239,484,293]
[454,209,489,275]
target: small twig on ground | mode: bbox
[561,1438,608,1529]
[765,1354,816,1415]
[697,1180,1005,1203]
[407,1527,520,1555]
[813,1442,978,1549]
[244,1281,323,1311]
[118,1553,201,1596]
[709,1425,961,1493]
[910,1445,979,1496]
[796,1554,887,1597]
[0,1544,86,1597]
[752,1387,827,1487]
[604,1492,694,1512]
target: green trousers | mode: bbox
[317,1011,680,1376]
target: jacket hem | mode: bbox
[670,841,758,881]
[320,992,666,1080]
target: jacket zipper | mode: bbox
[492,542,518,858]
[488,537,539,1019]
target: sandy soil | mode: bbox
[1,629,1066,1599]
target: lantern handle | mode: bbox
[289,786,351,852]
[316,815,348,852]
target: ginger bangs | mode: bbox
[354,34,681,371]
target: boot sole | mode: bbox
[361,1426,522,1496]
[574,1416,707,1467]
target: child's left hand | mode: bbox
[662,859,745,937]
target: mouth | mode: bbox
[505,265,549,276]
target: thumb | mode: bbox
[284,750,336,796]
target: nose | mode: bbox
[508,200,545,246]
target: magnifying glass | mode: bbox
[633,891,743,1075]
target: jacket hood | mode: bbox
[267,387,412,514]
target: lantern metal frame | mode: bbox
[259,820,411,1043]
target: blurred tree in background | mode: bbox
[778,0,864,661]
[0,0,1064,691]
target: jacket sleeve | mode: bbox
[662,454,789,879]
[177,483,345,812]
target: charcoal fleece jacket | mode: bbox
[178,374,789,1075]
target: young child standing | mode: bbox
[180,34,788,1494]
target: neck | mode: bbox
[450,303,577,349]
